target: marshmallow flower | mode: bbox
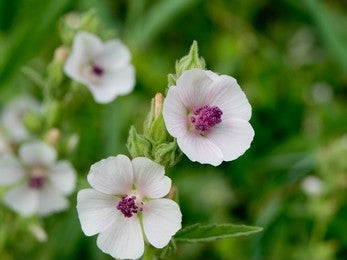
[0,131,10,156]
[0,141,76,216]
[163,69,254,166]
[77,155,182,260]
[1,96,40,142]
[64,32,135,103]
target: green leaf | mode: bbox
[128,0,199,48]
[174,223,263,243]
[302,0,347,72]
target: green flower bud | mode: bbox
[127,125,152,158]
[59,9,101,45]
[47,46,69,92]
[143,93,168,144]
[167,74,176,88]
[153,139,181,167]
[23,111,43,135]
[168,40,205,87]
[45,100,60,128]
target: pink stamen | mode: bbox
[92,65,104,76]
[191,105,223,132]
[28,176,45,189]
[116,195,144,218]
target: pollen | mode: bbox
[190,105,223,132]
[116,195,144,218]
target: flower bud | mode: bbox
[67,134,79,153]
[23,111,43,135]
[143,93,168,144]
[153,140,181,167]
[47,46,69,91]
[45,128,61,145]
[29,223,47,243]
[54,46,69,62]
[127,126,152,158]
[59,10,101,45]
[167,41,205,86]
[45,100,60,128]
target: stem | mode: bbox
[143,244,157,260]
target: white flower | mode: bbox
[76,155,182,260]
[64,32,135,104]
[0,141,76,216]
[0,131,10,156]
[1,96,40,142]
[163,69,254,166]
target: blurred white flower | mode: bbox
[163,69,254,166]
[0,131,11,155]
[77,155,182,260]
[64,32,135,104]
[0,141,76,216]
[301,175,323,196]
[1,96,40,142]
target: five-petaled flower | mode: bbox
[163,68,254,166]
[64,32,135,104]
[76,155,182,260]
[1,95,40,142]
[0,141,76,216]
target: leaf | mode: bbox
[174,223,263,243]
[21,66,46,88]
[128,0,199,48]
[302,0,347,72]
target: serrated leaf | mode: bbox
[174,223,263,243]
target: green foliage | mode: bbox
[175,223,263,243]
[127,93,181,167]
[0,0,347,259]
[167,40,205,86]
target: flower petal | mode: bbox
[0,154,25,185]
[1,96,40,141]
[210,74,252,121]
[175,69,214,109]
[208,118,254,161]
[177,132,223,166]
[48,161,76,195]
[143,199,182,249]
[19,141,57,167]
[0,131,10,155]
[94,39,131,70]
[64,32,103,84]
[132,157,171,199]
[97,215,144,260]
[37,186,69,216]
[76,189,120,236]
[4,185,39,216]
[88,65,135,104]
[162,85,189,138]
[87,155,133,195]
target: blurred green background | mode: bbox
[0,0,347,259]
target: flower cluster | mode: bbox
[0,14,256,259]
[73,40,255,259]
[0,141,76,216]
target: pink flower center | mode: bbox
[92,65,104,76]
[28,176,45,189]
[116,195,144,218]
[190,105,223,132]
